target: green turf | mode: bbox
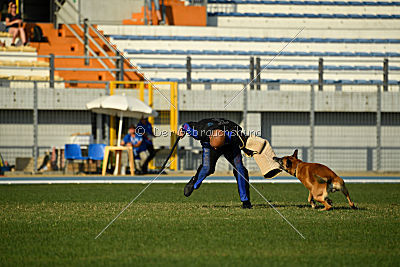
[1,183,399,266]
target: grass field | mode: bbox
[1,183,399,266]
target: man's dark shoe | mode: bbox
[184,176,198,197]
[242,200,253,209]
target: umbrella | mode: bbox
[86,94,158,146]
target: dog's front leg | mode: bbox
[308,191,316,209]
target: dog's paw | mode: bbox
[320,207,332,211]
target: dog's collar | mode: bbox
[293,162,300,178]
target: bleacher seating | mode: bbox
[206,0,400,28]
[150,77,399,84]
[0,74,64,89]
[208,12,400,19]
[135,63,400,71]
[125,49,400,57]
[0,37,65,89]
[207,0,400,6]
[207,0,400,18]
[98,0,400,91]
[110,35,400,43]
[0,56,49,76]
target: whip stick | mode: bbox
[160,135,181,171]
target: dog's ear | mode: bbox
[292,149,298,159]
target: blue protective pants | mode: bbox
[194,143,250,202]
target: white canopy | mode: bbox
[86,94,158,118]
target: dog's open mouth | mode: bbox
[273,157,285,170]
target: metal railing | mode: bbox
[1,53,399,90]
[187,0,208,6]
[53,0,131,79]
[129,55,398,90]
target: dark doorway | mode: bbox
[1,0,51,22]
[23,0,51,22]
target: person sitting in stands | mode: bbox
[5,2,27,46]
[121,124,149,174]
[146,0,163,25]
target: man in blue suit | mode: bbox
[178,118,252,209]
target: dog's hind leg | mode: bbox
[308,191,316,209]
[341,183,357,209]
[315,197,332,211]
[313,190,332,211]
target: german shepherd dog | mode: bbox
[273,150,356,211]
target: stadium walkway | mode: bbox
[1,172,400,184]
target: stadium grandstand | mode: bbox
[0,0,399,174]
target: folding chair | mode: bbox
[88,144,106,174]
[64,144,88,174]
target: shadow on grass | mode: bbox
[256,203,366,211]
[202,203,366,211]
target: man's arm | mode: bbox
[133,139,142,147]
[179,121,199,139]
[133,135,143,147]
[121,134,130,146]
[224,130,254,156]
[224,130,246,148]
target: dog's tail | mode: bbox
[341,182,357,209]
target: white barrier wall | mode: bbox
[1,87,399,171]
[207,3,400,14]
[58,0,143,24]
[99,25,400,39]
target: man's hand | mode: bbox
[242,148,255,157]
[178,128,186,137]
